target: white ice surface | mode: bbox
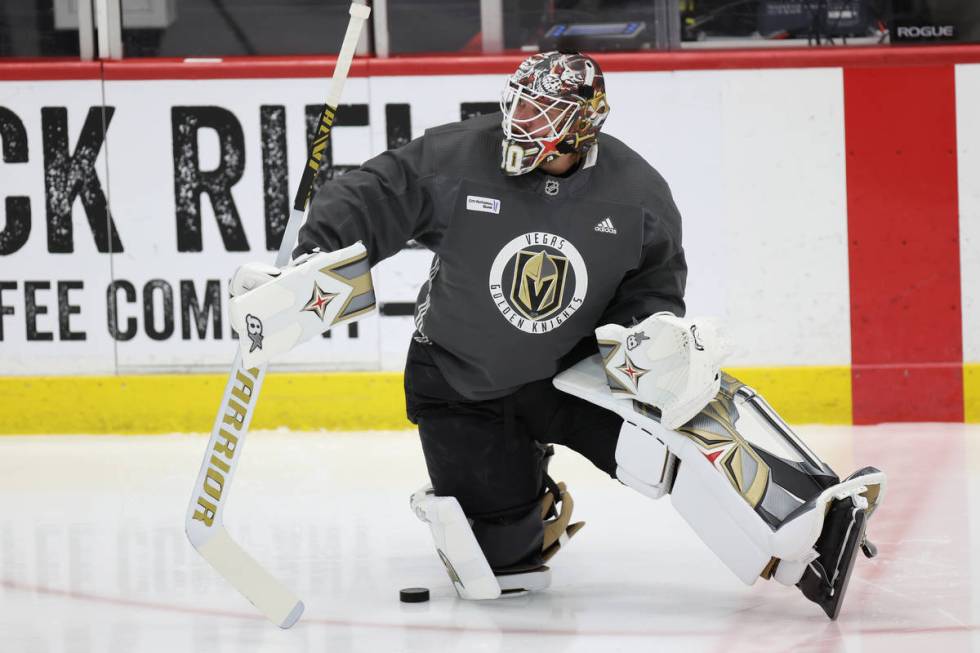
[1,424,978,652]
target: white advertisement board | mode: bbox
[0,68,852,375]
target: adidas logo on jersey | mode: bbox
[594,218,617,234]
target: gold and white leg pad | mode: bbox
[555,355,886,587]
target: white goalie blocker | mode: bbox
[228,243,376,367]
[557,314,886,594]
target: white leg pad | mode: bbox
[554,355,886,587]
[611,406,782,584]
[668,452,775,584]
[410,486,501,600]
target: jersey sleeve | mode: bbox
[293,135,434,264]
[599,184,687,326]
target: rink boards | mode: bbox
[0,49,979,429]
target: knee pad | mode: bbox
[470,500,546,570]
[615,420,678,500]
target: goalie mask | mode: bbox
[500,51,610,176]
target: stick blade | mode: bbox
[194,527,304,628]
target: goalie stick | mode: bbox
[184,2,371,629]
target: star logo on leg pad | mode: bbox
[302,283,338,321]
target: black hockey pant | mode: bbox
[404,338,623,571]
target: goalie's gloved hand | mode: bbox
[595,312,726,430]
[229,250,328,297]
[229,262,281,297]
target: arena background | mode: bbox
[1,47,979,432]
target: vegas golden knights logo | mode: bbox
[511,249,569,320]
[489,232,588,335]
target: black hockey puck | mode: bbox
[399,587,430,603]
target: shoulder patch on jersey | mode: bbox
[466,195,501,214]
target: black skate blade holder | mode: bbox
[797,480,881,619]
[813,491,872,594]
[860,539,878,559]
[848,487,878,559]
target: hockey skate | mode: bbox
[491,479,583,597]
[494,563,553,596]
[796,467,882,619]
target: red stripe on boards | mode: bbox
[844,65,963,424]
[0,60,101,81]
[6,45,980,81]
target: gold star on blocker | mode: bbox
[302,282,338,321]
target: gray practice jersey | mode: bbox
[296,112,687,400]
